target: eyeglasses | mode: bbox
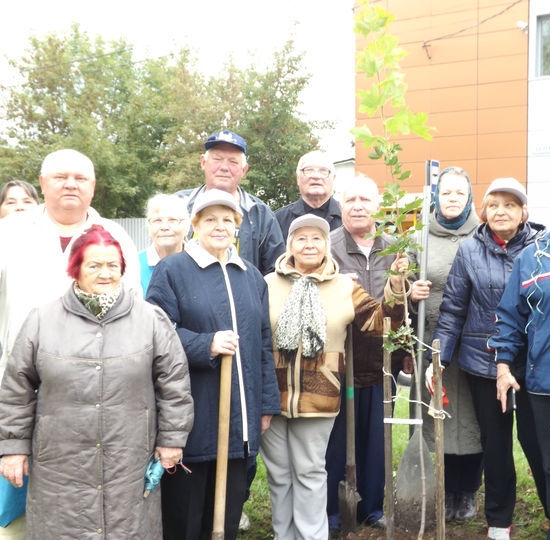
[148,217,183,227]
[299,167,332,179]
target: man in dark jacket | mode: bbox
[325,175,410,533]
[275,150,342,241]
[175,130,285,276]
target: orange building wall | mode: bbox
[355,0,529,210]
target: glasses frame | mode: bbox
[299,167,333,179]
[148,217,184,227]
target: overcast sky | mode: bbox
[0,0,356,159]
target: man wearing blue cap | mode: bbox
[176,129,285,275]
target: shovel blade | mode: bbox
[395,428,436,532]
[338,479,361,534]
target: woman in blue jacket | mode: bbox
[146,189,280,540]
[433,178,547,540]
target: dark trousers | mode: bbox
[527,393,550,519]
[161,458,247,540]
[444,452,483,493]
[467,373,548,526]
[326,383,385,524]
[516,389,549,518]
[245,454,257,500]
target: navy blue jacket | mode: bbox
[146,243,281,462]
[434,221,546,379]
[489,235,550,395]
[176,185,285,275]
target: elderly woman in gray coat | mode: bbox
[0,225,194,539]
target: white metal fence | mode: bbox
[112,218,149,252]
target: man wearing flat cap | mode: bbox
[176,129,285,275]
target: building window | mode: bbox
[538,14,550,76]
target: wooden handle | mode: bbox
[212,355,232,539]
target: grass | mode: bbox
[240,457,274,539]
[238,386,549,539]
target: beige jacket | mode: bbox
[265,253,406,418]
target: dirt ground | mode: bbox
[341,514,550,540]
[344,524,488,539]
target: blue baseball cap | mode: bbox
[204,130,246,154]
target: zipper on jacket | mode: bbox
[288,344,303,417]
[220,264,249,445]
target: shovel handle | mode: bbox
[212,354,232,539]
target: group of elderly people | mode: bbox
[0,131,548,540]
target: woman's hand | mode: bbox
[211,330,239,357]
[411,279,432,302]
[154,446,183,469]
[496,364,520,413]
[343,272,358,282]
[389,253,410,291]
[261,415,273,434]
[0,454,28,488]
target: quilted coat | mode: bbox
[434,221,546,379]
[0,204,141,379]
[489,235,550,395]
[146,241,281,463]
[0,285,194,539]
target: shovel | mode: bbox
[212,354,232,540]
[338,325,361,535]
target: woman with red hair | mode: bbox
[0,224,194,539]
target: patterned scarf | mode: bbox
[275,276,326,364]
[73,282,121,320]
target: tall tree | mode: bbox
[226,41,328,209]
[0,25,172,216]
[1,29,327,215]
[158,40,325,208]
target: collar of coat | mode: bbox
[274,252,339,283]
[185,239,247,270]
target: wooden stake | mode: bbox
[432,340,445,540]
[382,317,395,540]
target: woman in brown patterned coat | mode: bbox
[261,214,409,540]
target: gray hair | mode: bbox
[337,174,381,204]
[146,193,190,221]
[296,150,335,175]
